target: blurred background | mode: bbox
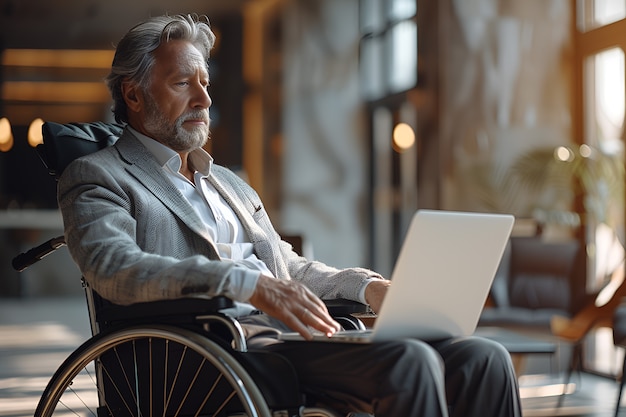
[0,0,625,380]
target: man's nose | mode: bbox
[193,85,212,109]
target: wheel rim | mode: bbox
[35,325,271,417]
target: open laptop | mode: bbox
[279,209,514,343]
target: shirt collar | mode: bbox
[128,126,213,176]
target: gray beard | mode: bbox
[143,96,209,152]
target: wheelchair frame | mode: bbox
[14,236,364,417]
[11,121,371,417]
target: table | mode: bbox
[474,327,556,375]
[475,327,556,354]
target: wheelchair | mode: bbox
[12,121,373,417]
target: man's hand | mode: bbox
[248,275,341,340]
[364,279,391,314]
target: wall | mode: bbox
[439,0,573,219]
[281,0,369,269]
[280,0,574,268]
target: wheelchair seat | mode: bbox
[13,121,373,417]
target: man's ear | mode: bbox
[121,81,143,113]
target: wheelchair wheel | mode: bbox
[35,325,272,417]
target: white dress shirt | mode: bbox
[131,127,268,315]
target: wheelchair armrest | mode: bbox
[95,296,370,334]
[324,298,369,316]
[95,296,234,327]
[96,297,366,325]
[324,298,371,330]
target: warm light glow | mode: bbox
[0,118,11,144]
[2,81,110,103]
[554,146,574,162]
[28,118,44,147]
[0,118,14,152]
[579,143,593,158]
[518,382,576,399]
[2,49,114,69]
[392,122,416,152]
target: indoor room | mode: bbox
[1,0,625,416]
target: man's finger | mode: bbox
[297,303,340,335]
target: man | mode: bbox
[58,14,522,417]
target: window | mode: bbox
[360,0,420,274]
[576,0,626,376]
[578,0,626,32]
[359,0,418,101]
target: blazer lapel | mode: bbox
[114,131,214,243]
[208,174,275,258]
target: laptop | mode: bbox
[279,209,514,343]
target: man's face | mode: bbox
[139,39,212,152]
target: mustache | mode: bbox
[180,110,210,124]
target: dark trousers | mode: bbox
[239,314,522,417]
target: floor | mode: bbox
[0,297,623,417]
[519,372,621,416]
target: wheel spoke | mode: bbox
[162,340,169,417]
[100,354,136,416]
[164,345,188,415]
[173,358,205,416]
[131,340,143,417]
[193,372,237,417]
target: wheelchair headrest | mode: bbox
[40,121,125,179]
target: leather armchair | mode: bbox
[479,236,586,332]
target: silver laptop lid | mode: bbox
[371,210,514,341]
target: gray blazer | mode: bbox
[58,129,380,305]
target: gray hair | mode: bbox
[105,14,216,123]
